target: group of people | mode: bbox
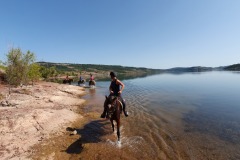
[65,74,95,86]
[65,72,129,118]
[78,74,94,82]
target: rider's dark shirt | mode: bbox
[110,79,120,96]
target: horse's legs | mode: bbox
[110,119,114,132]
[117,119,120,141]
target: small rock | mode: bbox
[1,101,9,107]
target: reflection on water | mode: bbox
[77,71,240,159]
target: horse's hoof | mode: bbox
[117,140,121,146]
[124,111,129,117]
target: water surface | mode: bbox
[77,71,240,159]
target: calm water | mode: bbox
[75,71,240,159]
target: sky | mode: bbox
[0,0,240,69]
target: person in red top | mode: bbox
[90,74,94,81]
[89,73,96,86]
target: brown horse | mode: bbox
[78,79,85,85]
[104,95,122,142]
[89,80,96,86]
[63,79,73,84]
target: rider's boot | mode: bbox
[123,110,128,117]
[122,99,128,117]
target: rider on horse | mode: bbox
[101,71,128,118]
[90,74,94,81]
[66,75,69,80]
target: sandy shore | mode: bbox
[0,81,86,159]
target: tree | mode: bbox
[28,63,41,85]
[5,48,37,93]
[0,60,6,82]
[39,66,57,79]
[5,48,23,86]
[22,50,35,84]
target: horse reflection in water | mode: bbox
[104,95,123,142]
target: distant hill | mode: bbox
[165,66,213,72]
[224,64,240,71]
[37,62,240,77]
[164,64,240,72]
[37,61,161,73]
[37,62,163,79]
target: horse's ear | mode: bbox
[105,95,108,99]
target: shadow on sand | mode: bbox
[65,119,110,154]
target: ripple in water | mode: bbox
[80,72,240,159]
[106,136,144,150]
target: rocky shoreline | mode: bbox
[0,81,86,159]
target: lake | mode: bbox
[76,71,240,159]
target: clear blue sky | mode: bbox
[0,0,239,69]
